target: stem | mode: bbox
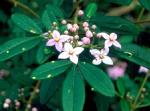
[136,8,145,22]
[25,81,40,111]
[131,73,149,111]
[8,0,39,18]
[135,19,150,24]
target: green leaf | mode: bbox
[0,37,41,61]
[63,65,85,111]
[31,60,72,80]
[139,0,150,11]
[0,80,10,91]
[111,44,150,69]
[79,62,115,97]
[85,3,97,18]
[46,4,64,18]
[11,14,42,34]
[42,10,52,30]
[91,13,139,35]
[116,78,126,96]
[53,0,64,7]
[36,43,54,64]
[40,75,64,104]
[104,0,132,5]
[94,93,112,111]
[120,100,130,111]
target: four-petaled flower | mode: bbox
[58,43,84,64]
[46,30,70,52]
[90,48,113,65]
[100,32,121,48]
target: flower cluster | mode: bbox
[44,10,121,65]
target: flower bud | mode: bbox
[3,103,9,108]
[92,25,96,29]
[74,35,79,40]
[78,10,84,16]
[67,24,72,30]
[61,20,67,24]
[83,22,89,27]
[82,37,90,45]
[64,30,69,35]
[84,27,89,31]
[73,24,79,30]
[86,30,93,38]
[5,98,11,104]
[32,107,38,111]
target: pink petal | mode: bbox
[46,39,55,46]
[110,33,117,40]
[70,54,78,64]
[100,32,109,39]
[102,56,113,65]
[102,47,109,55]
[58,52,69,59]
[64,43,73,52]
[74,47,84,55]
[60,35,70,42]
[105,40,113,47]
[55,42,63,52]
[90,49,100,57]
[92,59,101,65]
[113,41,121,48]
[52,30,60,38]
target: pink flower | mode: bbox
[90,48,113,65]
[58,43,84,64]
[100,32,121,48]
[86,30,93,38]
[82,37,91,45]
[46,30,70,52]
[139,66,149,73]
[107,66,125,80]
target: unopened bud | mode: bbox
[61,20,67,25]
[78,10,84,16]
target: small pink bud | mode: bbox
[73,24,79,30]
[15,101,20,107]
[5,98,11,104]
[84,27,89,31]
[82,37,90,45]
[32,107,38,111]
[70,27,77,32]
[83,22,89,27]
[61,20,67,24]
[78,10,84,16]
[67,24,72,30]
[92,25,96,29]
[86,30,93,38]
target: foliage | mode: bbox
[0,0,150,111]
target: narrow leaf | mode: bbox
[0,37,41,61]
[11,14,42,34]
[85,3,97,18]
[79,62,115,97]
[31,60,72,80]
[63,65,85,111]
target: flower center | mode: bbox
[99,55,104,59]
[69,50,74,55]
[54,37,60,42]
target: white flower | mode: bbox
[58,43,84,64]
[100,32,121,48]
[90,48,113,65]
